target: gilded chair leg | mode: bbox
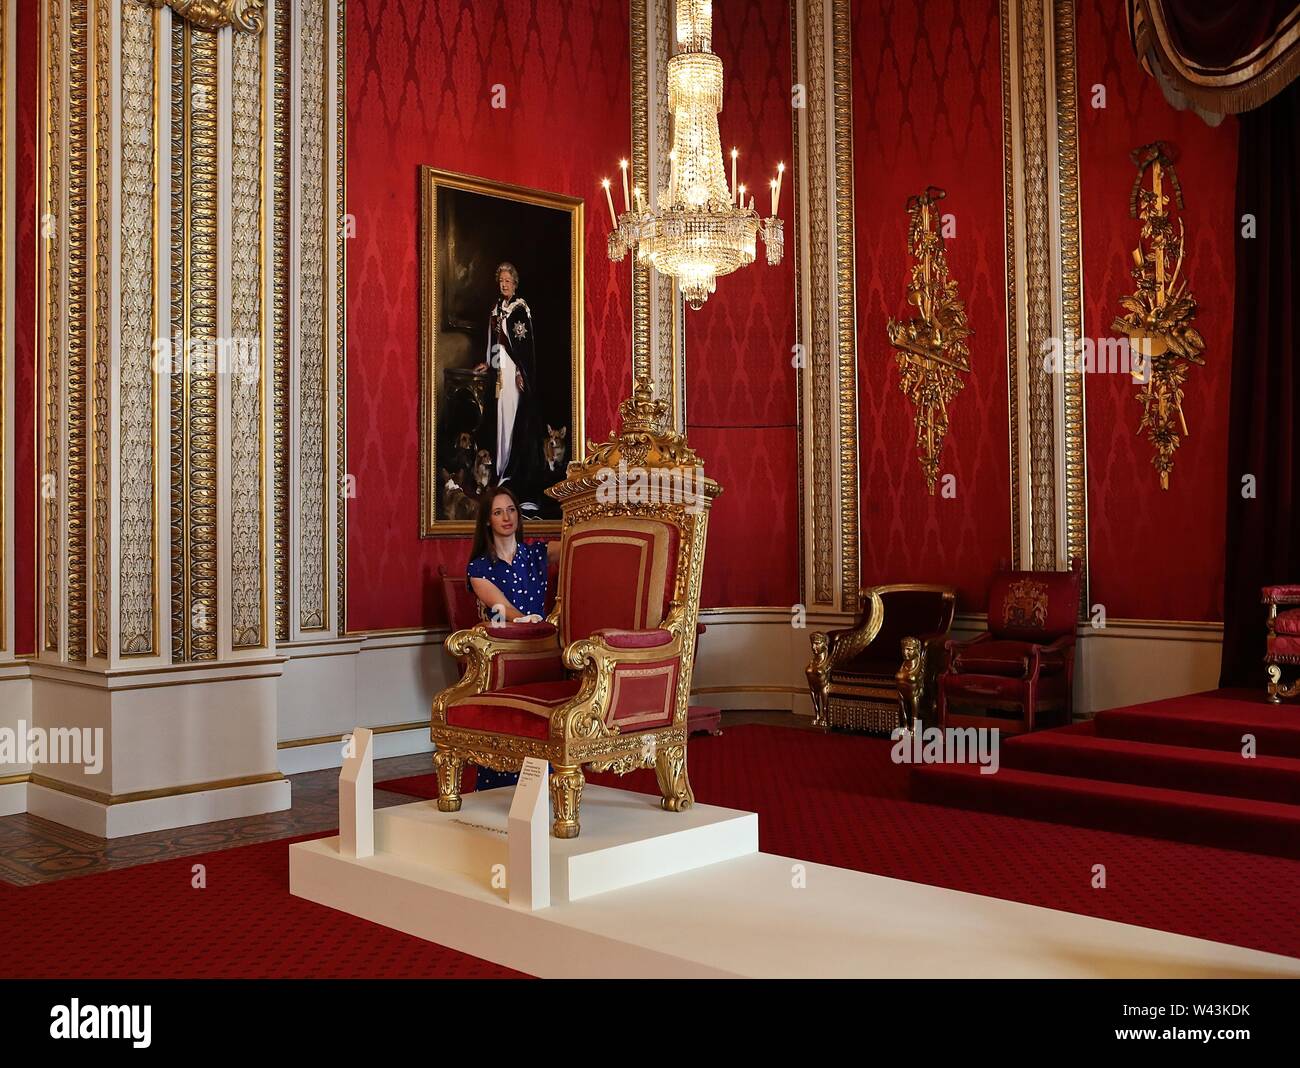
[896,637,923,732]
[655,743,694,812]
[432,749,464,812]
[1268,664,1299,703]
[550,765,585,839]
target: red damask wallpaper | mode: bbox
[345,0,633,631]
[851,0,1013,609]
[685,0,799,608]
[1077,0,1237,622]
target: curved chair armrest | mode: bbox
[592,628,675,650]
[551,628,686,740]
[432,622,562,724]
[814,593,887,671]
[944,631,991,660]
[1035,633,1074,670]
[1262,585,1300,605]
[484,620,558,641]
[562,628,681,669]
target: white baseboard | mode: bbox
[0,779,25,817]
[25,778,291,839]
[1074,619,1223,717]
[693,608,1225,722]
[279,725,434,776]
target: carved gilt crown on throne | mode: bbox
[430,377,721,838]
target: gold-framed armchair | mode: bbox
[806,583,957,734]
[430,377,721,838]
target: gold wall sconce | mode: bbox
[886,187,973,495]
[1111,142,1204,490]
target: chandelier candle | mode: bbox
[601,179,617,228]
[731,147,738,204]
[619,159,630,212]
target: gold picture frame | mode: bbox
[419,166,585,537]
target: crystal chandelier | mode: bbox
[602,0,784,310]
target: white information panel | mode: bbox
[508,757,550,910]
[339,728,374,858]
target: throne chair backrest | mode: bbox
[868,585,957,652]
[558,517,679,647]
[986,560,1081,644]
[546,377,720,657]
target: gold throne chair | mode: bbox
[430,377,721,838]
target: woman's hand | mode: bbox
[515,371,525,392]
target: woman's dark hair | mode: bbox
[469,484,524,566]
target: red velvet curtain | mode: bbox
[1219,80,1299,686]
[1129,0,1300,114]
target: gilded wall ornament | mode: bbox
[1111,142,1204,490]
[138,0,265,34]
[886,187,973,494]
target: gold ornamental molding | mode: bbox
[272,3,291,642]
[887,187,973,495]
[630,0,685,429]
[30,0,347,671]
[1112,142,1203,489]
[1001,0,1089,611]
[138,0,265,34]
[795,0,859,613]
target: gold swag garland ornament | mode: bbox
[886,187,973,494]
[1111,141,1204,490]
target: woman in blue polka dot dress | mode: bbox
[465,484,559,790]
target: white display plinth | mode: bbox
[289,785,1300,978]
[372,783,757,904]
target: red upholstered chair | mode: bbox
[1263,585,1300,703]
[938,559,1081,735]
[437,561,559,681]
[430,378,720,838]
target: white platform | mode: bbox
[373,785,757,903]
[289,786,1300,978]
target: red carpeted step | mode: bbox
[1094,690,1300,758]
[1001,726,1300,805]
[911,761,1300,860]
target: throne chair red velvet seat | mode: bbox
[805,584,957,734]
[938,559,1081,735]
[430,377,721,838]
[1264,585,1300,702]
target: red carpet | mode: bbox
[913,689,1300,859]
[379,723,1300,961]
[5,720,1300,975]
[0,833,527,979]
